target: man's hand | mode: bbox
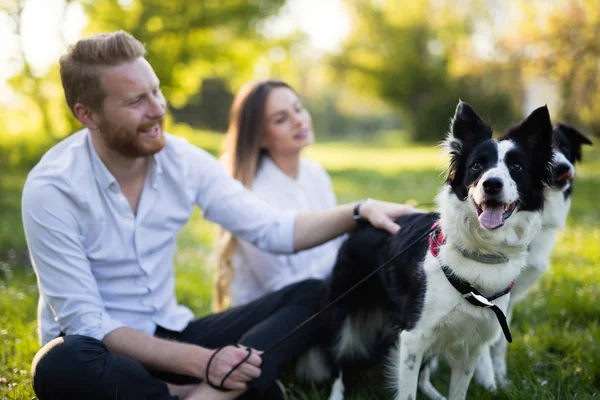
[359,199,426,234]
[204,345,263,391]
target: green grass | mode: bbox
[1,130,599,399]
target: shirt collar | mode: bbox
[86,130,163,191]
[260,155,302,186]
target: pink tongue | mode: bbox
[479,206,504,229]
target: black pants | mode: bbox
[31,279,324,400]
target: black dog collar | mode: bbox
[441,265,514,343]
[429,221,514,343]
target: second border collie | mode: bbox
[473,123,593,390]
[298,101,554,400]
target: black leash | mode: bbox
[261,225,436,355]
[205,223,437,391]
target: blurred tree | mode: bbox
[0,0,287,166]
[332,0,518,142]
[502,0,600,137]
[82,0,286,108]
[171,77,233,132]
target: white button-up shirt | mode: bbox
[231,156,343,306]
[22,130,296,345]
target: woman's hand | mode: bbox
[359,199,426,234]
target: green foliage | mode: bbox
[171,78,234,132]
[0,0,287,168]
[1,131,598,399]
[333,0,520,142]
[82,0,286,107]
[504,0,600,137]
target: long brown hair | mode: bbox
[213,79,293,311]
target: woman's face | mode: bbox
[261,87,314,156]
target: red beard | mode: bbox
[98,118,165,158]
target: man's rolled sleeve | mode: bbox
[191,148,297,254]
[22,180,124,343]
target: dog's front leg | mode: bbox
[473,344,497,391]
[418,360,447,400]
[447,347,481,400]
[395,330,425,400]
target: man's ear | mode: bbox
[73,103,98,131]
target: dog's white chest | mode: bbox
[417,262,509,356]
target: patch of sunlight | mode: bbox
[168,123,224,156]
[305,145,446,173]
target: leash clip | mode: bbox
[463,292,494,308]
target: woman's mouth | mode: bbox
[294,128,310,140]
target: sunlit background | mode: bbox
[0,0,598,166]
[1,2,599,399]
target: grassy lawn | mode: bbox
[1,130,599,399]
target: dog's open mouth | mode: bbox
[556,172,573,182]
[475,200,517,230]
[552,171,573,187]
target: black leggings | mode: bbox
[31,279,324,400]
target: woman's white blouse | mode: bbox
[230,156,343,306]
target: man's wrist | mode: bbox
[185,345,211,379]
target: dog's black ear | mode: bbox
[556,123,593,161]
[450,101,493,148]
[513,105,553,151]
[444,101,492,200]
[507,105,554,186]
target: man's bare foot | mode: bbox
[183,382,245,400]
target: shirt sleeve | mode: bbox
[188,146,297,254]
[22,181,125,341]
[235,239,299,293]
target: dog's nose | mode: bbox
[483,178,503,195]
[553,164,573,181]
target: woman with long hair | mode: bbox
[214,79,343,311]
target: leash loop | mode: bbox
[205,344,253,392]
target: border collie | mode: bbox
[472,124,593,391]
[296,101,554,400]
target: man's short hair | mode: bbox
[59,30,146,114]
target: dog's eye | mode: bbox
[471,162,482,171]
[510,163,522,172]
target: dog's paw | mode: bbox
[496,373,511,390]
[492,358,509,389]
[474,348,497,391]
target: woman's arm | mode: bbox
[293,199,418,251]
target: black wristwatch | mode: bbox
[353,199,367,223]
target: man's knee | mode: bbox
[31,335,107,399]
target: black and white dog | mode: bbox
[472,123,593,391]
[296,101,554,400]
